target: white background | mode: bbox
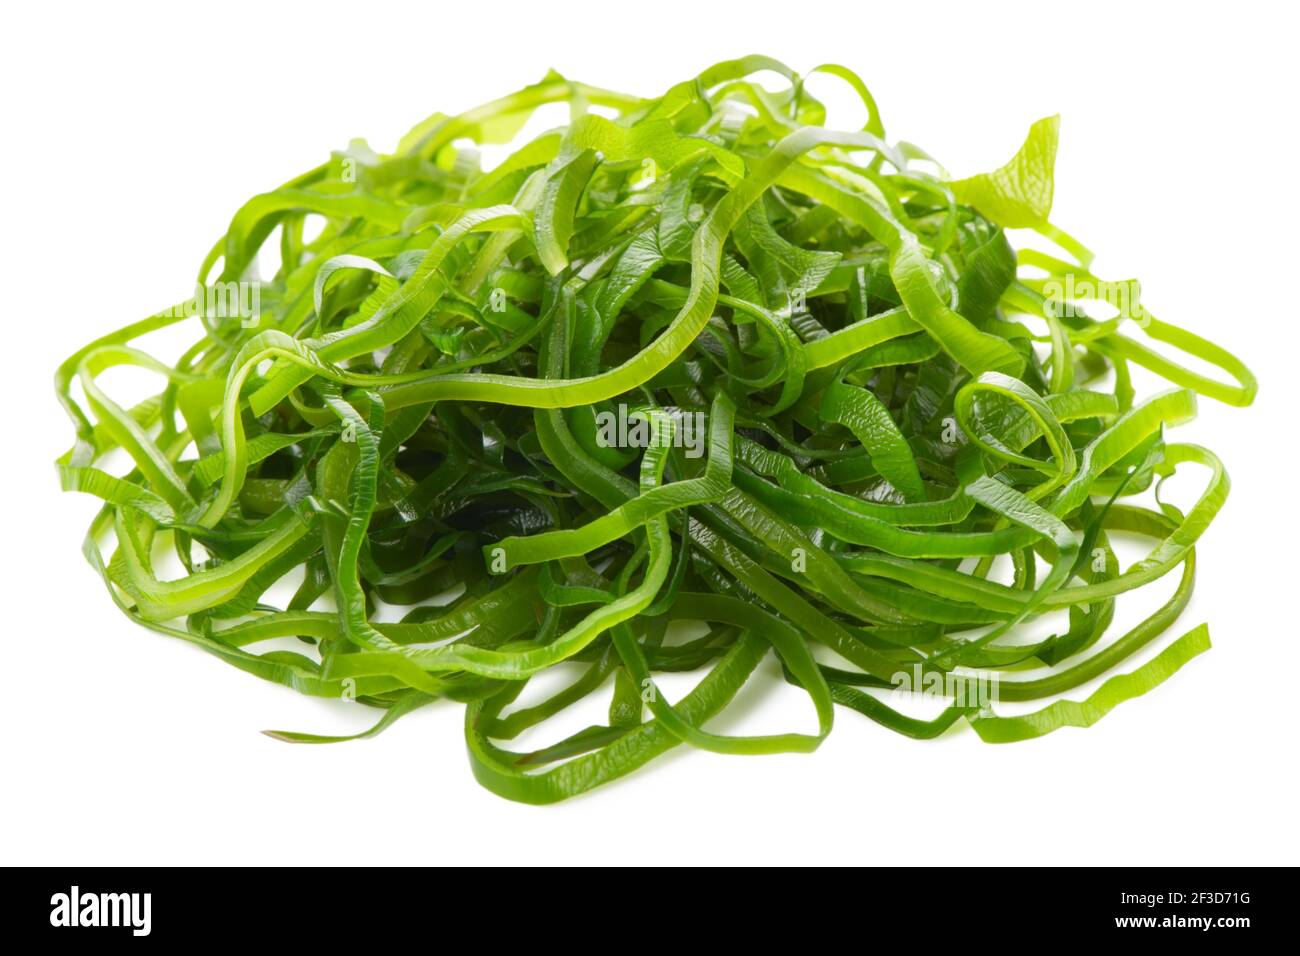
[4,0,1297,866]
